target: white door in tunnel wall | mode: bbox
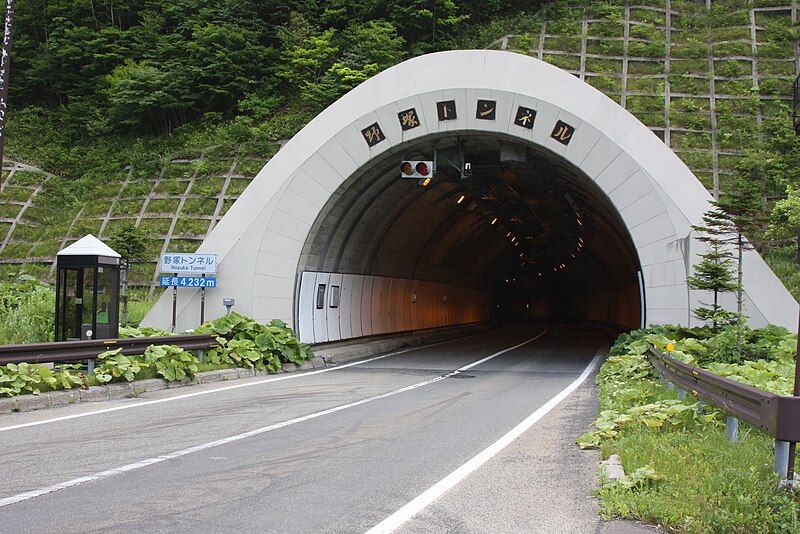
[326,273,343,341]
[313,272,331,343]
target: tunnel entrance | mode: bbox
[296,134,642,343]
[143,51,796,335]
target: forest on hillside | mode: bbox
[12,1,532,134]
[4,0,800,300]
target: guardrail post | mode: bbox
[666,381,675,392]
[198,349,205,364]
[775,440,790,480]
[725,416,739,443]
[87,358,95,374]
[677,388,686,400]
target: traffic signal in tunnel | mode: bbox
[400,160,434,179]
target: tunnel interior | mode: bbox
[297,133,642,340]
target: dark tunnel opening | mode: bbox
[297,133,643,341]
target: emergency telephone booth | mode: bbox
[55,235,121,341]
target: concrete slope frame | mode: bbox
[143,50,798,336]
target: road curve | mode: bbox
[0,324,605,533]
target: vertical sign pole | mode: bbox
[171,273,177,333]
[787,226,800,483]
[200,274,206,325]
[0,0,13,184]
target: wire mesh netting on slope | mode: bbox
[0,145,279,292]
[491,0,799,199]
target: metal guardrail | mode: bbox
[0,334,219,366]
[647,347,800,442]
[647,346,800,481]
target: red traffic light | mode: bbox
[400,160,433,179]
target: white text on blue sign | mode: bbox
[159,276,218,288]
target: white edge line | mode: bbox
[364,345,605,534]
[0,330,548,508]
[0,334,482,433]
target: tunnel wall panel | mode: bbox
[297,271,488,344]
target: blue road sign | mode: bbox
[159,276,217,288]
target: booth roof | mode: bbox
[57,234,121,258]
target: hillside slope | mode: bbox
[2,0,799,296]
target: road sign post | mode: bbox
[790,75,800,485]
[200,274,206,325]
[171,283,177,333]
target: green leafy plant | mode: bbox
[94,348,144,383]
[119,325,172,338]
[604,465,662,490]
[198,312,312,371]
[143,345,199,381]
[0,362,58,396]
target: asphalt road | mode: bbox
[0,324,609,533]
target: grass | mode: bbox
[587,333,800,532]
[764,246,800,301]
[597,386,800,532]
[124,291,160,327]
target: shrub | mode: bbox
[0,277,56,344]
[197,312,313,368]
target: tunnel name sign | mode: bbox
[160,253,217,274]
[360,100,575,148]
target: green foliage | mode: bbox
[579,344,711,449]
[706,357,795,396]
[0,277,56,345]
[94,348,144,383]
[0,362,55,396]
[143,345,199,382]
[94,344,198,383]
[768,185,800,241]
[119,325,172,338]
[584,325,800,531]
[197,312,312,370]
[106,223,148,264]
[602,465,662,490]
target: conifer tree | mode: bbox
[687,208,740,331]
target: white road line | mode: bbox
[0,333,487,433]
[0,330,547,508]
[365,346,604,534]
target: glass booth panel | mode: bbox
[59,268,81,341]
[81,267,95,339]
[94,266,117,339]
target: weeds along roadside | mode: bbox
[581,325,800,533]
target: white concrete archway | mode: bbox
[143,50,798,340]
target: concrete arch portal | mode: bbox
[144,50,798,341]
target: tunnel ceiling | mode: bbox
[299,133,641,301]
